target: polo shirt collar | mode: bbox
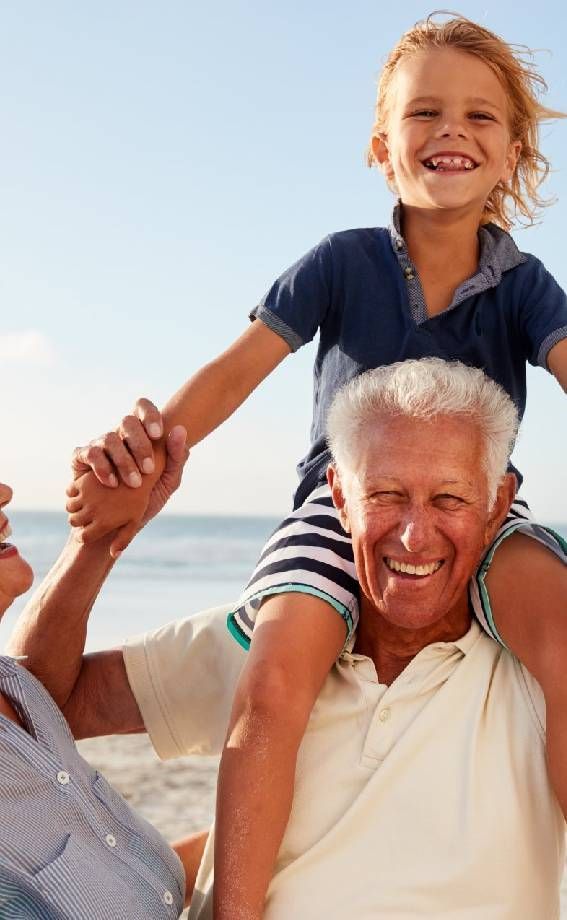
[342,618,481,668]
[388,202,527,323]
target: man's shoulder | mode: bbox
[123,605,245,760]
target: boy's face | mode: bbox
[373,47,521,217]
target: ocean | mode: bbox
[0,511,280,652]
[1,512,565,654]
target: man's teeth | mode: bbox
[385,558,442,577]
[0,523,11,543]
[424,156,475,171]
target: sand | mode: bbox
[78,733,567,918]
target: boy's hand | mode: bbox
[66,399,188,557]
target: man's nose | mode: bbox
[399,512,433,553]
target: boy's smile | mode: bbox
[373,47,521,218]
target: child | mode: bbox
[68,14,567,919]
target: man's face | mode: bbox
[329,413,512,631]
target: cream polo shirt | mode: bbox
[124,606,565,920]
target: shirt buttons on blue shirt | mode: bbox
[56,770,70,785]
[105,834,117,848]
[395,239,404,251]
[403,267,415,280]
[163,890,174,906]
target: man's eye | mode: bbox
[371,491,403,502]
[436,494,464,509]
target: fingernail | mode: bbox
[142,458,154,474]
[109,474,118,487]
[148,423,162,439]
[129,472,142,487]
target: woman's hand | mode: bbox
[66,399,188,557]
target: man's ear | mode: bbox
[327,465,350,534]
[371,134,393,180]
[484,472,516,546]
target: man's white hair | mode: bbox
[327,358,519,505]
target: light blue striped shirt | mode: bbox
[0,656,185,918]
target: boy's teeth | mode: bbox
[385,558,442,577]
[425,156,475,170]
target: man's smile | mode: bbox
[384,557,444,577]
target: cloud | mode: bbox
[0,330,56,366]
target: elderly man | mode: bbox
[9,359,567,918]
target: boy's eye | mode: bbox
[469,111,496,121]
[410,110,438,118]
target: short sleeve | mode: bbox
[518,257,567,369]
[251,236,334,352]
[123,605,245,760]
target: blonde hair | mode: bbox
[367,12,565,230]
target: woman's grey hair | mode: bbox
[327,359,519,505]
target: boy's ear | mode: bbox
[501,139,522,184]
[327,465,350,533]
[371,134,393,179]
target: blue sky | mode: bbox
[1,1,566,520]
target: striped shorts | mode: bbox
[227,483,567,651]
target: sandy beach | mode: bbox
[78,733,567,918]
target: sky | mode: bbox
[1,1,566,521]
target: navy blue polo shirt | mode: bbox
[251,210,567,506]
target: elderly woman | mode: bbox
[0,433,205,919]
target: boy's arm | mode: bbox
[68,320,291,552]
[548,337,567,392]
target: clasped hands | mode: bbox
[66,399,187,557]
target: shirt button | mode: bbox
[395,239,404,250]
[403,267,415,280]
[378,708,391,723]
[163,890,174,906]
[56,770,70,785]
[105,834,117,848]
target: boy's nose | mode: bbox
[436,117,468,139]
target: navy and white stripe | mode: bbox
[228,484,358,648]
[228,487,566,651]
[0,657,184,919]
